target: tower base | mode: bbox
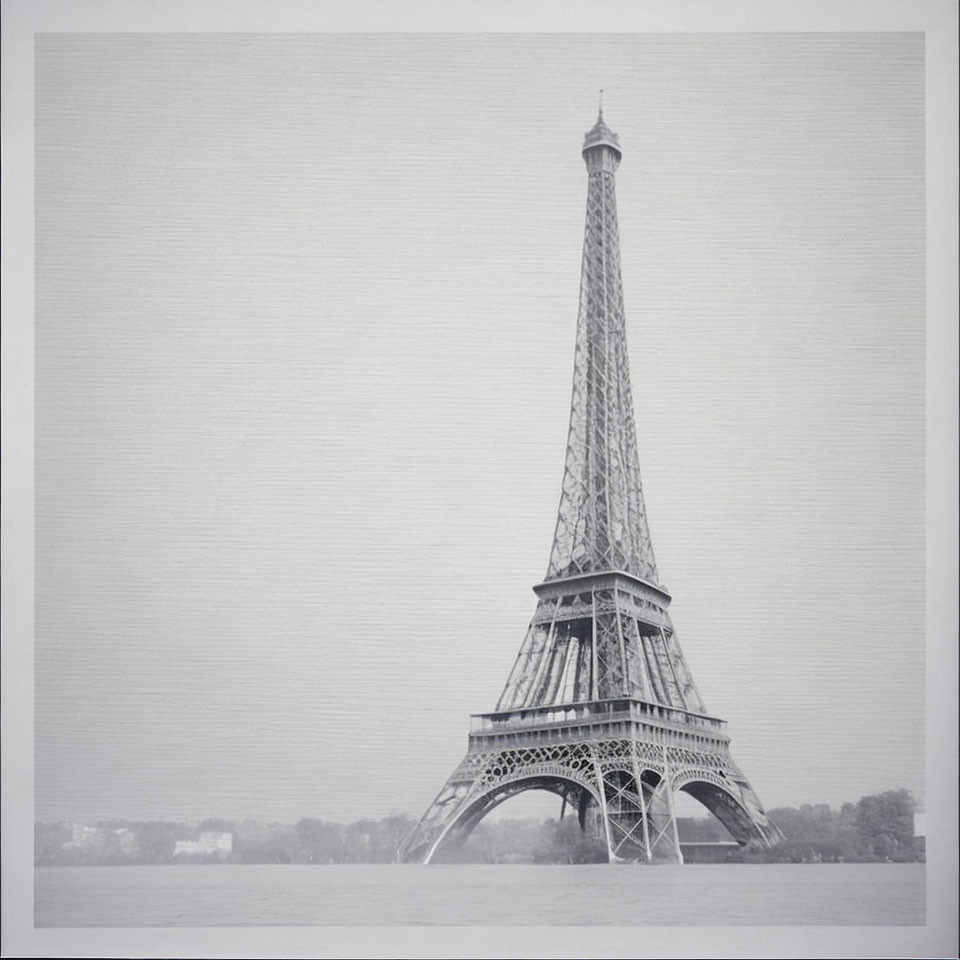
[399,701,782,864]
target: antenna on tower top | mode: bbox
[598,88,604,119]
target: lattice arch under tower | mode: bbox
[399,106,782,865]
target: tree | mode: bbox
[293,818,344,863]
[855,789,915,861]
[35,822,72,865]
[133,822,177,863]
[376,814,416,859]
[236,822,298,863]
[533,817,607,864]
[676,816,729,842]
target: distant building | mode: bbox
[115,828,137,855]
[69,824,99,849]
[912,807,925,858]
[173,831,233,859]
[63,823,138,858]
[912,807,925,838]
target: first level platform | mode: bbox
[469,697,730,756]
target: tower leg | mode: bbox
[594,761,664,862]
[636,774,683,863]
[662,747,684,864]
[591,750,617,863]
[630,745,652,861]
[398,743,610,864]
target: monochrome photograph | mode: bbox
[2,3,957,959]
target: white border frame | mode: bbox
[3,2,956,957]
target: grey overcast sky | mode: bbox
[33,32,926,824]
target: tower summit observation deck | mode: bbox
[399,105,782,864]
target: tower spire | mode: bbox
[398,108,782,867]
[553,107,654,583]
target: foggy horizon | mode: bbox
[33,783,926,828]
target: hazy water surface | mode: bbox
[35,863,924,927]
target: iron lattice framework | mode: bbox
[399,108,782,864]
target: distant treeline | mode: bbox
[749,789,922,864]
[35,789,922,866]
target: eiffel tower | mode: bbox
[399,103,782,864]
